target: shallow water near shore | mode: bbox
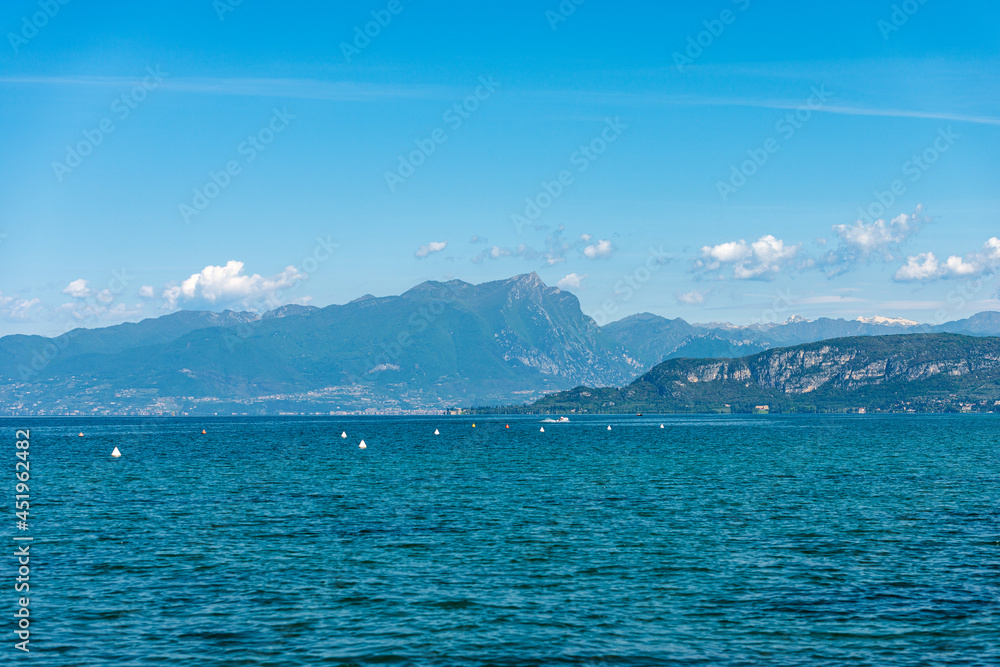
[8,414,1000,666]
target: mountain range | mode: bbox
[527,333,1000,414]
[602,310,1000,368]
[2,272,1000,414]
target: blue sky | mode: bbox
[1,0,998,336]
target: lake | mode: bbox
[8,414,999,665]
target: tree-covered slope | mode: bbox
[529,334,1000,414]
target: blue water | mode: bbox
[6,415,999,666]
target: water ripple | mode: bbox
[7,414,999,666]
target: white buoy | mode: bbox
[434,429,440,435]
[540,426,545,432]
[110,446,121,458]
[359,440,367,449]
[660,424,664,429]
[341,431,347,438]
[607,425,612,430]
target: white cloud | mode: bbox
[833,212,916,257]
[63,279,91,299]
[697,234,799,280]
[52,277,145,325]
[60,281,121,309]
[677,289,707,305]
[138,285,155,298]
[164,260,304,309]
[472,246,501,263]
[983,237,1000,262]
[701,240,750,267]
[894,237,1000,282]
[415,241,448,258]
[161,285,182,308]
[894,253,940,281]
[472,244,535,264]
[738,236,798,278]
[6,298,41,321]
[56,299,143,325]
[822,207,927,274]
[470,227,603,266]
[942,255,980,276]
[583,239,614,259]
[557,273,586,290]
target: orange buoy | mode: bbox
[201,429,206,434]
[505,424,509,429]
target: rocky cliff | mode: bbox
[529,334,1000,413]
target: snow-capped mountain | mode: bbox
[856,315,919,326]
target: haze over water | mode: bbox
[15,414,1000,666]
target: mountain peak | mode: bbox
[857,315,918,326]
[509,272,543,287]
[401,279,472,300]
[261,304,318,319]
